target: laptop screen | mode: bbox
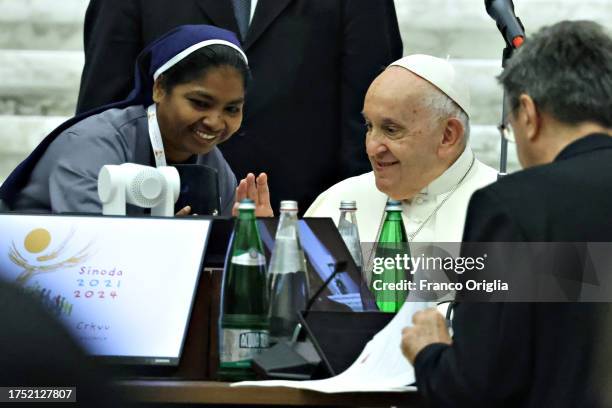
[0,213,211,366]
[258,217,378,312]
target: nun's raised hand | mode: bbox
[233,172,274,217]
[175,206,199,216]
[176,205,191,216]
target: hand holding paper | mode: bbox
[400,308,452,364]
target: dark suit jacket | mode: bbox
[0,280,125,406]
[413,134,612,407]
[76,0,403,211]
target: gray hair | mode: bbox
[498,20,612,128]
[422,86,471,142]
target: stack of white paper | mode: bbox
[232,302,434,393]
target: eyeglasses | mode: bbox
[498,122,515,143]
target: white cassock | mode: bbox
[305,148,498,243]
[305,146,498,305]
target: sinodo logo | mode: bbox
[9,226,94,286]
[239,331,269,349]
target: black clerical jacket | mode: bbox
[415,134,612,407]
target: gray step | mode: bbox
[0,114,66,184]
[1,0,611,53]
[0,114,64,154]
[0,49,505,124]
[0,50,83,116]
[471,124,520,174]
[0,0,86,50]
[450,59,503,126]
[394,0,612,59]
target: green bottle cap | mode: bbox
[238,198,256,210]
[385,200,402,211]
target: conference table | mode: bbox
[114,263,425,406]
[116,380,425,406]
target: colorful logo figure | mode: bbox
[9,227,94,286]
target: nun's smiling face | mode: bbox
[153,65,245,162]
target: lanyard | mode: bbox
[147,104,167,167]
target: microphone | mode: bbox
[251,260,348,380]
[485,0,525,48]
[304,260,348,313]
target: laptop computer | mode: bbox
[298,310,394,376]
[0,213,211,368]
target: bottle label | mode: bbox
[231,250,266,266]
[220,328,270,364]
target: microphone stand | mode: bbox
[498,45,514,178]
[252,260,348,380]
[305,260,348,315]
[292,260,349,341]
[487,0,526,178]
[456,2,526,329]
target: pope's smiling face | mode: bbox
[153,65,245,162]
[363,67,448,201]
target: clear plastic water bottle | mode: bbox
[337,200,366,284]
[268,200,310,344]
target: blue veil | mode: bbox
[0,24,245,207]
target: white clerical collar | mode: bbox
[421,147,474,196]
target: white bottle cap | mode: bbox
[339,200,357,210]
[279,200,298,211]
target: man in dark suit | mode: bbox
[400,20,612,407]
[76,0,403,212]
[0,280,125,406]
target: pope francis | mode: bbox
[305,54,498,243]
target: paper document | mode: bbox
[233,301,434,393]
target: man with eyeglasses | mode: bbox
[401,20,612,407]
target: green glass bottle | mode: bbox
[218,199,270,381]
[371,199,410,313]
